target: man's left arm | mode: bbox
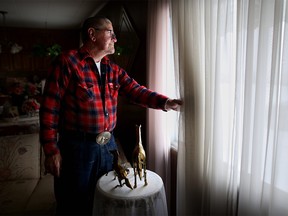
[118,68,182,111]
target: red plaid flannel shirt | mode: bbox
[40,47,168,156]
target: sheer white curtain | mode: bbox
[171,0,288,215]
[146,0,179,212]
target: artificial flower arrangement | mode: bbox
[7,78,40,97]
[21,97,40,116]
[2,77,42,116]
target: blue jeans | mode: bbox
[54,133,117,215]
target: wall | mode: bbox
[0,27,80,79]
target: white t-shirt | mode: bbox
[95,61,101,75]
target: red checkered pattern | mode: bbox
[40,47,168,156]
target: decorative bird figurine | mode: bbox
[132,124,147,188]
[109,149,133,190]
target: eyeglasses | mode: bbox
[95,28,117,40]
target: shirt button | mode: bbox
[105,112,109,116]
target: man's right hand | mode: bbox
[44,153,62,177]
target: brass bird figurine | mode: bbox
[132,124,147,188]
[110,149,133,190]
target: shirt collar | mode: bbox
[78,46,110,64]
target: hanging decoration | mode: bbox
[0,11,23,54]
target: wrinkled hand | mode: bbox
[44,153,62,177]
[165,99,183,111]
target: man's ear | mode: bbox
[88,28,96,42]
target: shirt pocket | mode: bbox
[108,82,120,99]
[76,82,95,102]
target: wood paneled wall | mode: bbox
[0,27,80,78]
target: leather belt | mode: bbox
[61,130,112,145]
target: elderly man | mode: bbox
[40,16,182,215]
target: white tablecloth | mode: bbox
[93,168,168,216]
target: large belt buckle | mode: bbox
[96,131,111,145]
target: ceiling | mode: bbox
[0,0,109,29]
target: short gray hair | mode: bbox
[81,16,112,43]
